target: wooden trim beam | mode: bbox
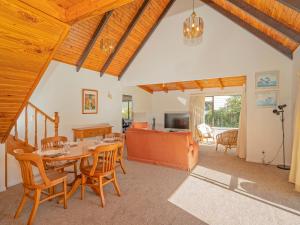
[194,80,203,91]
[138,85,153,94]
[118,0,176,80]
[278,0,300,12]
[100,0,151,77]
[161,84,168,93]
[176,82,185,92]
[202,0,293,59]
[76,11,112,72]
[228,0,300,43]
[218,78,224,89]
[66,0,134,23]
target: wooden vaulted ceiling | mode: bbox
[138,76,247,93]
[0,0,299,143]
[54,0,174,78]
[203,0,300,58]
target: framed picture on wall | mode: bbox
[255,91,278,108]
[255,70,279,89]
[82,89,98,114]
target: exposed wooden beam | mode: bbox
[218,78,224,89]
[100,0,151,77]
[228,0,300,43]
[76,11,112,72]
[194,80,203,91]
[278,0,300,12]
[66,0,134,23]
[202,0,293,59]
[176,82,185,92]
[118,0,176,80]
[138,85,153,94]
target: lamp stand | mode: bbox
[277,110,290,170]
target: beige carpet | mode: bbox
[1,145,300,225]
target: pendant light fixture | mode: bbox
[183,0,204,40]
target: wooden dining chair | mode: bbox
[105,133,126,174]
[41,136,77,179]
[13,149,68,225]
[80,143,121,207]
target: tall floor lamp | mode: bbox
[273,104,290,170]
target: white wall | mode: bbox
[122,86,152,122]
[151,87,243,129]
[3,61,122,189]
[121,0,295,165]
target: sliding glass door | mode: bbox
[204,95,241,128]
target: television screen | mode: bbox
[164,113,190,129]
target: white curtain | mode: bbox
[237,86,247,159]
[289,75,300,191]
[189,94,205,141]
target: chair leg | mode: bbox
[112,171,121,197]
[81,174,86,200]
[216,144,218,151]
[28,189,41,225]
[119,160,126,174]
[98,177,105,208]
[63,179,67,209]
[14,188,29,218]
[73,162,78,180]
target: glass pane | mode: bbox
[205,96,213,127]
[122,101,129,119]
[128,101,133,120]
[213,95,241,128]
[122,100,133,120]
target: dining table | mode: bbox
[36,139,122,203]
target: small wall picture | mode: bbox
[255,71,279,89]
[82,89,98,114]
[256,91,278,107]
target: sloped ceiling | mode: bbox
[1,0,299,142]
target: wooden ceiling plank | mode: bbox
[66,0,134,23]
[100,0,151,77]
[278,0,300,12]
[18,0,67,22]
[202,0,293,59]
[118,0,176,80]
[76,11,112,72]
[228,0,300,43]
[138,85,153,94]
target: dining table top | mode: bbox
[36,139,122,162]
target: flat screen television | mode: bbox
[164,113,190,129]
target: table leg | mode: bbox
[58,175,82,204]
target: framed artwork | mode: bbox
[256,91,278,107]
[82,89,98,114]
[255,71,279,89]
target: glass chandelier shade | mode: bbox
[100,38,115,54]
[183,1,204,39]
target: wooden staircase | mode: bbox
[5,101,60,189]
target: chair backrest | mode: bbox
[13,149,50,188]
[197,123,213,137]
[41,136,68,150]
[89,143,119,176]
[105,133,125,157]
[216,129,238,145]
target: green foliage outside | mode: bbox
[205,96,241,128]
